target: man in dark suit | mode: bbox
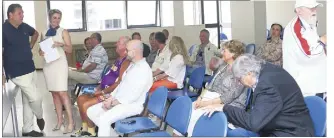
[203,54,315,137]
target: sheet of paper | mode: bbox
[39,37,60,63]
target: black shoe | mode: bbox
[81,131,97,137]
[37,118,45,131]
[22,130,43,137]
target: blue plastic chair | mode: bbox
[220,33,228,40]
[304,96,326,137]
[245,44,256,55]
[134,96,192,137]
[114,86,168,135]
[74,64,111,97]
[168,66,205,100]
[192,112,228,137]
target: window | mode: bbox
[86,1,126,31]
[48,1,84,30]
[203,1,217,24]
[127,1,157,27]
[183,0,232,47]
[219,1,232,40]
[160,1,174,27]
[183,1,201,26]
[47,0,167,31]
[206,27,219,47]
[3,1,36,28]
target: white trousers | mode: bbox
[11,71,43,133]
[87,102,143,136]
[173,91,220,136]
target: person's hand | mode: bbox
[94,90,103,97]
[111,99,120,107]
[39,49,45,56]
[52,41,64,48]
[202,104,224,117]
[102,97,113,111]
[320,34,327,45]
[209,57,219,71]
[193,98,203,110]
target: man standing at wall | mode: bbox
[282,0,327,98]
[3,4,44,137]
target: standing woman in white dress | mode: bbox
[39,9,74,134]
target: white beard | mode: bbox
[304,15,318,28]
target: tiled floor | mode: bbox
[3,71,82,137]
[3,71,173,137]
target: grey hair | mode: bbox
[232,54,265,79]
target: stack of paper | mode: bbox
[39,37,60,63]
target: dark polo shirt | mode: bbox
[3,20,36,79]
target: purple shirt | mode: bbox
[100,57,127,89]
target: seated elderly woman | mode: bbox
[149,36,189,93]
[203,54,315,137]
[256,23,283,66]
[173,40,247,137]
[71,36,131,137]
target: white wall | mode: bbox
[230,1,256,44]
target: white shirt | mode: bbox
[282,16,326,96]
[111,58,153,105]
[161,54,186,89]
[151,45,171,71]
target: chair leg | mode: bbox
[76,86,82,98]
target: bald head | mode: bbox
[126,40,144,61]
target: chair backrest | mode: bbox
[192,112,228,137]
[165,96,192,136]
[245,44,256,55]
[188,66,205,89]
[188,44,196,56]
[220,33,228,40]
[304,96,326,137]
[100,64,111,79]
[147,86,168,119]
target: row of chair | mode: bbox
[114,86,229,137]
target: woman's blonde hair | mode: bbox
[168,36,190,65]
[222,40,245,60]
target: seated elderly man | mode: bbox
[86,40,153,137]
[68,33,108,91]
[71,36,131,137]
[203,54,315,137]
[188,29,221,83]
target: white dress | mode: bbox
[42,27,68,91]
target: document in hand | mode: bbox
[39,37,60,63]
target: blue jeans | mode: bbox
[227,128,259,137]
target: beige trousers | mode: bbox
[11,71,43,133]
[68,69,98,92]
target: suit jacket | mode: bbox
[223,63,315,137]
